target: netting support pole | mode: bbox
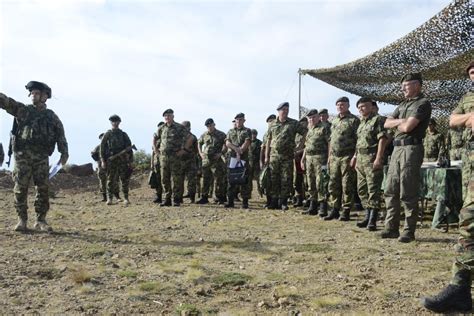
[298,68,302,118]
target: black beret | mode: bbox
[319,108,328,115]
[277,102,290,110]
[429,118,437,125]
[335,96,349,104]
[466,61,474,75]
[356,97,373,107]
[266,114,276,122]
[205,118,214,126]
[251,129,258,135]
[401,72,422,84]
[162,108,174,116]
[157,121,165,127]
[109,114,121,122]
[234,113,245,119]
[25,81,52,98]
[306,109,318,117]
[98,133,105,139]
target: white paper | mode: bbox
[229,157,246,168]
[49,163,62,179]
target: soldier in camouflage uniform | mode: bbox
[260,114,276,208]
[381,73,431,243]
[197,118,227,204]
[225,113,252,208]
[319,108,331,129]
[423,118,446,163]
[151,122,165,203]
[100,115,133,206]
[265,102,307,210]
[293,117,308,207]
[91,133,107,201]
[248,129,262,197]
[0,81,68,232]
[325,97,360,221]
[0,143,4,166]
[301,109,330,216]
[154,109,188,207]
[181,121,199,203]
[422,61,474,313]
[350,98,388,231]
[447,126,464,161]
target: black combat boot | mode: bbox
[302,200,317,215]
[197,196,209,204]
[242,198,249,209]
[263,196,272,208]
[421,270,472,313]
[224,194,235,208]
[324,208,340,221]
[160,198,172,207]
[153,194,162,204]
[339,208,351,221]
[173,198,181,207]
[218,196,226,205]
[266,198,279,210]
[115,193,122,202]
[398,230,415,243]
[318,202,328,218]
[280,198,289,211]
[189,193,195,203]
[367,209,378,231]
[356,209,370,228]
[101,193,107,202]
[380,229,400,239]
[295,195,304,207]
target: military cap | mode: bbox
[109,114,121,122]
[306,109,318,117]
[319,108,328,115]
[429,118,437,125]
[182,120,191,128]
[251,129,258,135]
[162,108,174,116]
[299,116,308,122]
[266,114,276,122]
[98,133,105,139]
[335,96,349,104]
[277,102,290,110]
[234,113,245,119]
[25,81,52,98]
[356,97,373,107]
[157,121,165,127]
[205,118,214,126]
[401,72,422,84]
[466,61,474,75]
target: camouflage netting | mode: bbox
[300,0,473,134]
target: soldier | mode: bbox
[248,129,262,197]
[0,81,68,232]
[423,118,446,163]
[446,126,464,160]
[154,109,188,207]
[265,102,307,210]
[91,133,107,201]
[0,143,4,166]
[225,113,252,208]
[381,73,431,242]
[319,108,331,128]
[325,97,360,221]
[350,98,388,231]
[293,117,308,207]
[181,121,199,203]
[197,118,227,204]
[301,109,330,215]
[260,114,276,208]
[421,61,474,313]
[100,115,133,206]
[151,122,165,203]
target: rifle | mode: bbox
[108,144,137,161]
[6,118,18,167]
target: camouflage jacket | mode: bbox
[155,121,187,155]
[452,90,474,144]
[100,128,133,161]
[446,127,464,150]
[249,138,262,165]
[356,113,387,153]
[423,131,446,160]
[0,94,68,157]
[305,122,330,156]
[226,126,252,160]
[182,132,198,161]
[391,93,431,141]
[199,129,227,161]
[267,117,307,159]
[329,112,359,156]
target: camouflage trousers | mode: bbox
[160,154,184,200]
[305,154,327,203]
[12,152,50,220]
[328,155,356,210]
[384,145,423,233]
[182,157,197,196]
[97,166,107,194]
[152,162,162,197]
[449,148,463,161]
[202,158,226,199]
[269,155,293,199]
[355,153,383,209]
[107,158,131,199]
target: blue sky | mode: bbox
[0,0,451,166]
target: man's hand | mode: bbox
[236,153,241,161]
[59,153,69,165]
[200,153,206,160]
[300,160,305,171]
[350,156,357,169]
[373,157,383,170]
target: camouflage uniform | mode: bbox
[328,112,360,214]
[151,134,163,199]
[384,93,431,236]
[91,144,107,198]
[447,127,464,161]
[199,129,227,200]
[267,117,307,203]
[0,94,68,222]
[100,129,133,200]
[226,126,252,200]
[182,132,198,201]
[155,122,187,203]
[248,137,262,196]
[293,133,306,204]
[423,130,446,162]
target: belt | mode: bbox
[357,147,377,155]
[306,151,328,156]
[331,149,354,157]
[393,138,422,146]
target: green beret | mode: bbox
[277,102,289,110]
[109,114,121,122]
[401,72,422,84]
[335,96,349,104]
[25,81,52,98]
[234,113,245,119]
[205,118,214,126]
[319,108,328,115]
[306,109,318,117]
[162,108,174,116]
[266,114,276,122]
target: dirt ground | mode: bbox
[0,171,461,315]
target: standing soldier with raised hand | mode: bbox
[0,81,68,232]
[381,73,431,243]
[351,98,388,231]
[100,115,133,206]
[325,97,360,221]
[265,102,307,211]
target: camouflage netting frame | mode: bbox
[300,0,473,134]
